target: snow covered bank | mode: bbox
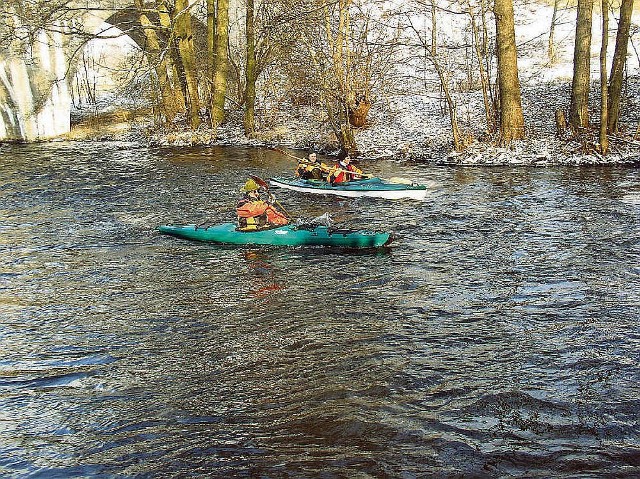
[145,0,639,166]
[144,74,640,166]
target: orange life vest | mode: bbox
[236,198,288,230]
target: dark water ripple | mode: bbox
[0,142,639,477]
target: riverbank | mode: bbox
[148,79,640,166]
[64,76,640,167]
[165,74,640,165]
[61,0,640,167]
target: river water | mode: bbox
[1,142,639,478]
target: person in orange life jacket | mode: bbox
[236,178,289,230]
[327,155,363,184]
[295,152,331,180]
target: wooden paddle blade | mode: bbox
[249,174,269,189]
[387,176,415,185]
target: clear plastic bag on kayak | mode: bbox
[293,212,333,229]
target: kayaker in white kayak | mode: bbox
[236,178,289,231]
[327,155,363,184]
[295,152,331,180]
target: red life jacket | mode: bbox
[329,161,362,183]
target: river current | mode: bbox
[0,142,639,478]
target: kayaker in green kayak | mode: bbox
[236,178,289,231]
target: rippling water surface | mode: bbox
[1,142,639,477]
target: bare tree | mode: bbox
[407,2,466,151]
[467,0,496,134]
[569,0,594,132]
[494,0,524,144]
[235,0,283,135]
[321,0,358,152]
[270,0,400,153]
[244,0,257,134]
[599,0,608,154]
[548,0,563,64]
[607,0,635,133]
[134,0,186,123]
[174,0,201,128]
[207,0,216,81]
[211,0,229,127]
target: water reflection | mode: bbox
[241,249,285,299]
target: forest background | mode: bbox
[1,0,639,165]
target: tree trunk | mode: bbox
[443,82,463,151]
[134,0,184,123]
[607,0,635,133]
[244,0,256,135]
[322,0,357,153]
[326,97,356,154]
[432,58,463,150]
[469,5,495,133]
[175,0,201,129]
[480,0,498,130]
[211,0,230,127]
[207,0,216,103]
[340,124,357,154]
[157,1,187,114]
[569,0,594,132]
[599,0,609,154]
[332,0,350,94]
[548,0,561,64]
[494,0,525,145]
[207,0,216,74]
[555,109,567,136]
[426,0,464,150]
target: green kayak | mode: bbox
[270,176,428,200]
[158,223,393,248]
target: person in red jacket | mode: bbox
[327,155,363,184]
[236,178,289,231]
